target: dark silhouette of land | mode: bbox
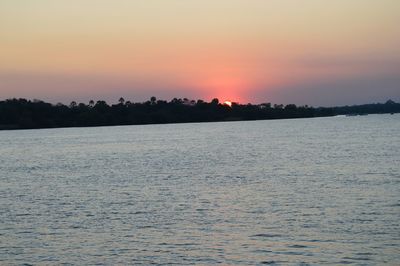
[0,97,399,130]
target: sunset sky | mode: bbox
[1,0,399,105]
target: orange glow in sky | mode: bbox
[0,0,399,105]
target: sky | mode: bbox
[1,0,399,106]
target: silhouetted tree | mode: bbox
[211,98,219,105]
[0,98,398,130]
[70,101,77,108]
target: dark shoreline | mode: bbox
[0,115,330,131]
[1,98,399,131]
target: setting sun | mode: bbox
[223,101,232,107]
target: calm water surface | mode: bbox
[1,115,399,265]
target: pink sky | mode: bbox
[1,0,399,105]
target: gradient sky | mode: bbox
[1,0,399,105]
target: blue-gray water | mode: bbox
[1,114,399,265]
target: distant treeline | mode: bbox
[0,97,399,130]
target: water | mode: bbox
[1,114,399,265]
